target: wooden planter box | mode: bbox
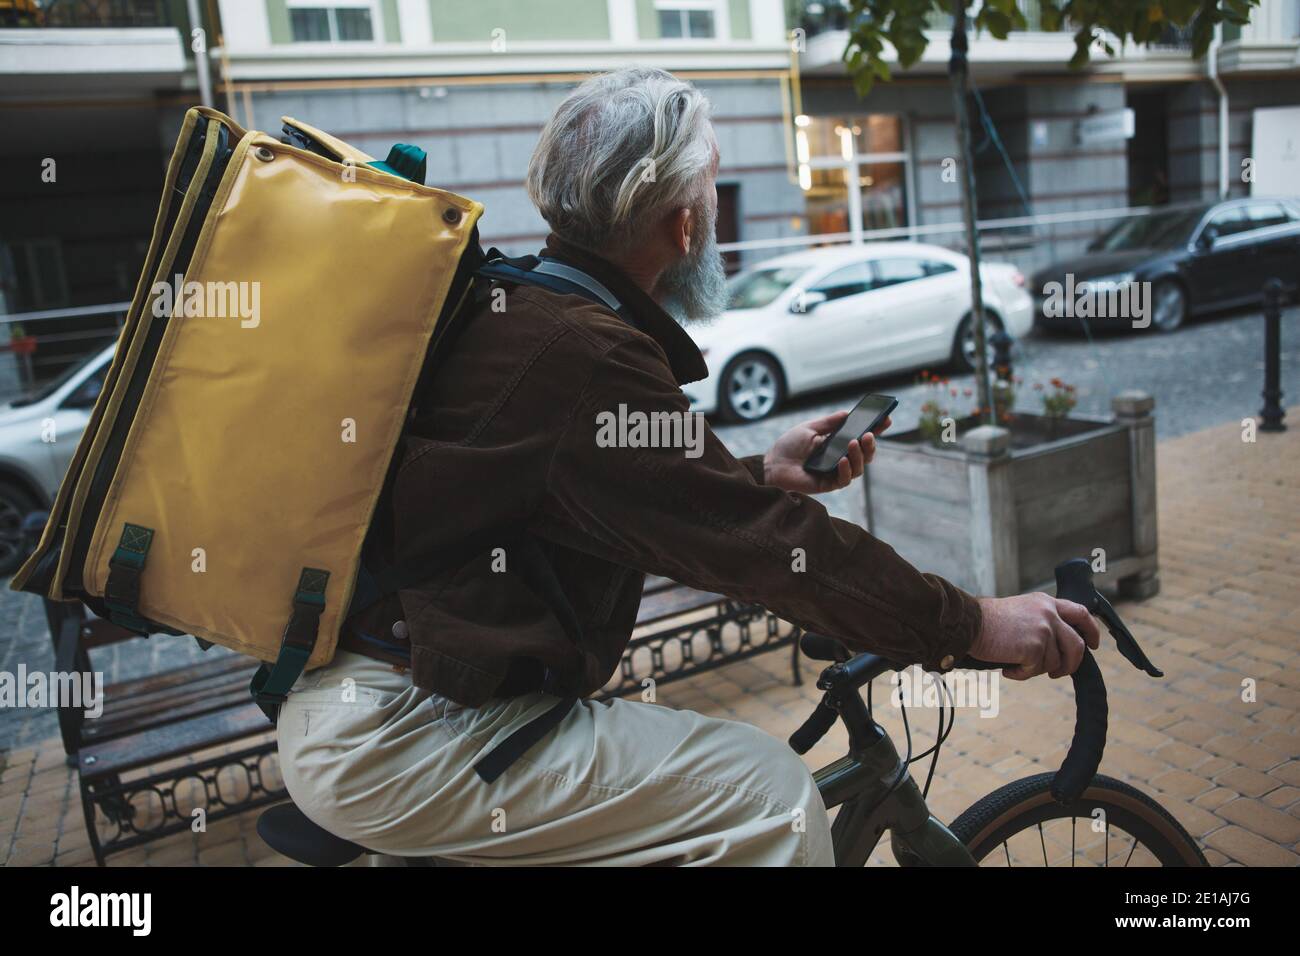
[864,391,1158,598]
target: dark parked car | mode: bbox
[1032,198,1300,333]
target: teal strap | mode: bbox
[251,567,330,724]
[104,523,154,633]
[368,143,426,184]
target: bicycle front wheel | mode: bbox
[949,772,1208,867]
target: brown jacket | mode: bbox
[344,236,981,705]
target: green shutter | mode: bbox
[266,0,292,44]
[382,0,401,42]
[729,0,752,39]
[428,0,609,41]
[636,0,659,39]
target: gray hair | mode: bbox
[526,68,715,256]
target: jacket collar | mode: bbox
[542,235,709,386]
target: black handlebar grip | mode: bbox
[1050,648,1108,804]
[1054,557,1096,610]
[789,701,839,755]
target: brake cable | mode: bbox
[911,671,957,799]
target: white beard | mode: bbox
[655,205,730,324]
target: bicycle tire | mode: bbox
[949,772,1208,867]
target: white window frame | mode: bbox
[285,0,384,45]
[654,0,730,41]
[798,113,916,245]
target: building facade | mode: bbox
[213,0,798,264]
[1,0,1298,374]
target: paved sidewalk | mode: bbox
[2,412,1297,866]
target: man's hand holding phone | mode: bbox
[762,406,892,495]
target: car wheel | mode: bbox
[1150,280,1187,333]
[719,352,784,422]
[0,481,38,577]
[951,312,1003,373]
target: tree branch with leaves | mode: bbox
[835,0,1259,423]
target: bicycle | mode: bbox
[258,558,1207,867]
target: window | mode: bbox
[1,239,68,312]
[728,266,809,310]
[924,260,957,277]
[1092,207,1208,252]
[1244,202,1293,231]
[61,362,108,410]
[289,2,376,43]
[869,258,928,290]
[796,112,912,243]
[657,3,717,39]
[812,262,872,302]
[1204,207,1250,240]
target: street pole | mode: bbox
[948,0,992,424]
[186,0,214,108]
[1260,278,1286,432]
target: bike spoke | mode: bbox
[1071,816,1076,867]
[1038,822,1048,866]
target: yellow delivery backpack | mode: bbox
[12,107,627,757]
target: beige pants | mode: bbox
[277,651,834,866]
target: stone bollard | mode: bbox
[1113,390,1159,599]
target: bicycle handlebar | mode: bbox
[955,648,1107,804]
[790,558,1161,806]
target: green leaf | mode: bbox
[982,9,1013,38]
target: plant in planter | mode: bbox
[991,376,1018,426]
[916,370,980,448]
[864,391,1159,600]
[1039,378,1078,438]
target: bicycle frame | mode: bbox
[809,654,976,867]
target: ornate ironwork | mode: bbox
[82,740,284,864]
[598,600,801,700]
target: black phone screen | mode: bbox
[804,393,897,473]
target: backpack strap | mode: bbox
[348,529,584,783]
[474,251,644,332]
[250,567,330,724]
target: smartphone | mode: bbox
[802,393,898,475]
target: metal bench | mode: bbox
[40,561,800,864]
[596,575,802,699]
[43,599,285,865]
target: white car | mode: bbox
[682,243,1033,421]
[0,344,114,574]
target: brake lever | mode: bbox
[1054,559,1162,678]
[1090,591,1161,676]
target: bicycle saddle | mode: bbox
[257,802,365,867]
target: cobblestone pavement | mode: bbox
[714,303,1300,525]
[0,402,1296,866]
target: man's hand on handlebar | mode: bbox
[970,593,1101,681]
